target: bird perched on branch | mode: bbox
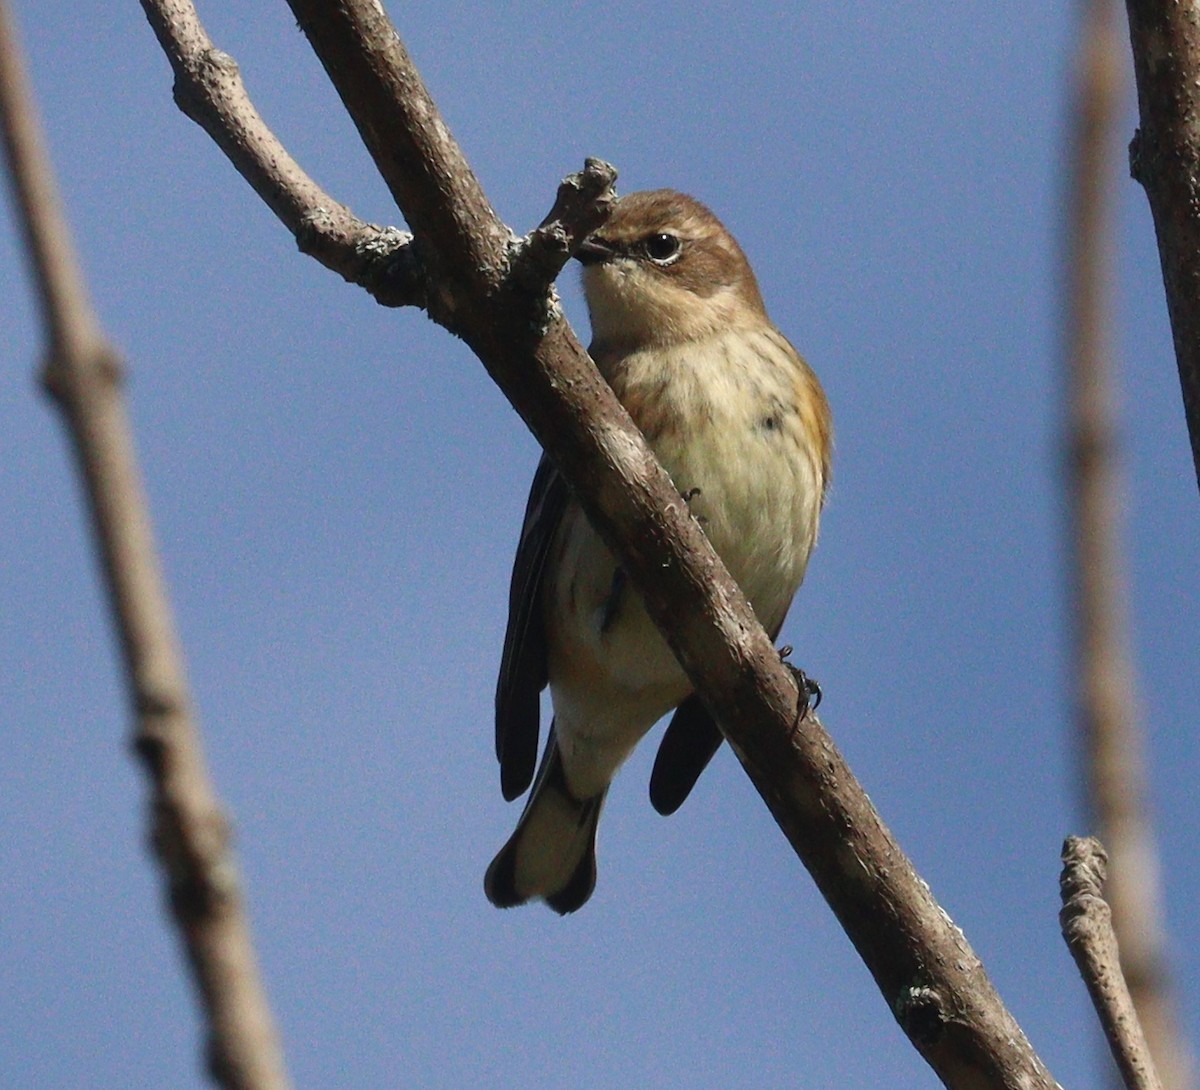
[485,189,831,913]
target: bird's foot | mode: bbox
[777,645,821,727]
[680,486,708,526]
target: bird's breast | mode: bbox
[607,327,828,627]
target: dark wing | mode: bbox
[648,696,723,815]
[495,454,571,801]
[649,623,787,815]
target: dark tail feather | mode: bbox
[484,726,605,915]
[649,695,724,815]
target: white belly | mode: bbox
[543,329,826,797]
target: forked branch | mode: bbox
[140,0,423,305]
[132,0,1066,1085]
[59,0,1078,1085]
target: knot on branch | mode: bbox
[1066,419,1119,476]
[40,342,124,408]
[152,802,239,919]
[354,224,425,308]
[509,158,617,294]
[130,691,188,793]
[173,47,239,125]
[295,212,427,308]
[894,984,950,1046]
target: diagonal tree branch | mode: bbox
[0,3,288,1089]
[135,1,1068,1086]
[1124,0,1200,494]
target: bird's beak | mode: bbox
[575,236,616,266]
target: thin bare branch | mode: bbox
[0,3,288,1088]
[138,0,424,306]
[1064,3,1193,1087]
[139,0,1066,1084]
[511,158,619,292]
[1124,0,1200,493]
[0,4,100,359]
[1061,837,1166,1090]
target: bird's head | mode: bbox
[575,189,768,351]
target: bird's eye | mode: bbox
[642,233,682,265]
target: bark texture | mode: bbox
[1061,838,1166,1090]
[1125,0,1200,491]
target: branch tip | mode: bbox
[1059,836,1112,949]
[1059,836,1165,1090]
[572,156,619,199]
[1059,834,1107,906]
[544,157,618,231]
[509,160,618,294]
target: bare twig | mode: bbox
[135,0,1067,1085]
[511,159,619,291]
[0,3,288,1089]
[1061,837,1166,1090]
[1064,4,1193,1088]
[1124,1,1200,493]
[138,0,424,306]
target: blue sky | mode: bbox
[2,4,1197,1088]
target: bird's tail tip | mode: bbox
[484,741,604,915]
[483,839,598,915]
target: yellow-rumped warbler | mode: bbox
[486,190,832,913]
